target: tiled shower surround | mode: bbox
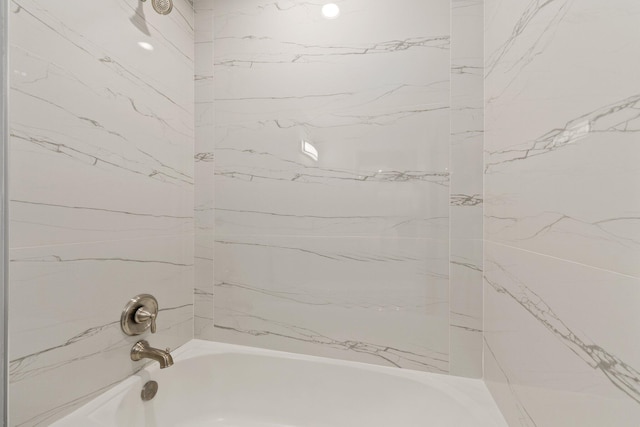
[484,0,640,425]
[5,0,640,426]
[209,0,484,378]
[212,0,454,372]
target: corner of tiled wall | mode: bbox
[193,0,215,340]
[450,0,484,378]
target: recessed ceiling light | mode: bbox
[322,3,340,19]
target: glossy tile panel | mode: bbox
[194,0,215,340]
[214,235,449,372]
[449,0,483,378]
[484,242,640,426]
[216,167,450,240]
[9,236,194,426]
[485,0,640,278]
[8,0,195,425]
[213,0,450,240]
[212,0,451,372]
[10,0,195,248]
[484,0,640,424]
[449,238,482,377]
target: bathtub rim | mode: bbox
[51,339,508,426]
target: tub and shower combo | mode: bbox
[7,0,637,425]
[53,340,507,427]
[51,294,506,426]
[45,0,507,424]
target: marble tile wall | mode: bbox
[194,0,215,340]
[212,0,453,373]
[450,0,483,378]
[484,0,640,425]
[8,0,195,425]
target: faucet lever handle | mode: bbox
[121,294,159,336]
[134,309,157,333]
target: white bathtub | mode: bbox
[52,340,507,427]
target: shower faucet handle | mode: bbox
[134,308,157,334]
[121,294,159,336]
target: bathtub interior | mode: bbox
[53,340,507,427]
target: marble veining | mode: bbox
[484,242,640,426]
[212,0,452,374]
[451,194,483,207]
[216,238,430,264]
[484,0,640,424]
[217,167,449,185]
[11,128,192,186]
[11,199,192,220]
[214,234,449,372]
[485,94,640,278]
[214,36,450,68]
[215,320,448,373]
[11,254,192,267]
[8,0,195,425]
[485,0,574,102]
[486,94,640,172]
[486,258,640,404]
[483,337,538,426]
[10,304,192,384]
